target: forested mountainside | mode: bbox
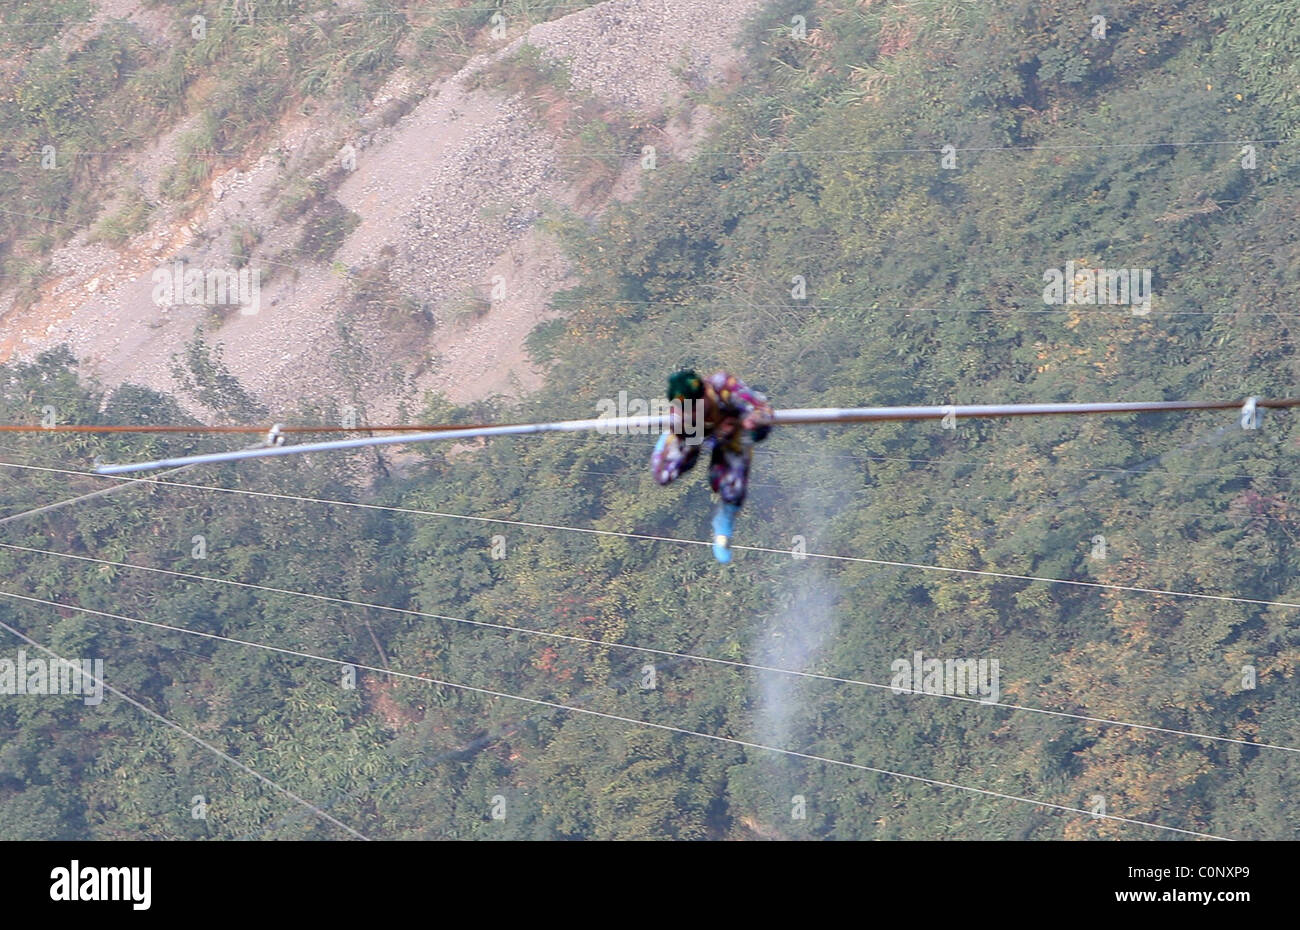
[2,0,1300,839]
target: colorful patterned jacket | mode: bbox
[671,372,773,444]
[704,372,772,426]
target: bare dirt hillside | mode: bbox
[0,0,763,421]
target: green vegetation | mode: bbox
[229,222,262,269]
[89,191,152,247]
[349,262,433,326]
[0,0,598,276]
[296,198,360,263]
[523,317,567,365]
[1,0,1300,840]
[444,293,493,327]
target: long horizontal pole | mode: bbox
[9,397,1295,435]
[95,415,673,474]
[0,423,473,434]
[774,398,1300,423]
[0,439,272,526]
[93,398,1296,476]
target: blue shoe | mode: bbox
[711,503,740,564]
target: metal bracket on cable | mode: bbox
[1241,397,1259,430]
[266,423,286,446]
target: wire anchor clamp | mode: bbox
[1241,397,1260,430]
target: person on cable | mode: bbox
[651,369,774,563]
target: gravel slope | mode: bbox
[0,0,764,422]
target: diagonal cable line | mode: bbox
[0,587,1232,841]
[0,441,272,527]
[2,458,1298,615]
[2,538,1295,756]
[0,616,369,840]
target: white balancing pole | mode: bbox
[94,398,1289,476]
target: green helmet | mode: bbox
[666,369,704,401]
